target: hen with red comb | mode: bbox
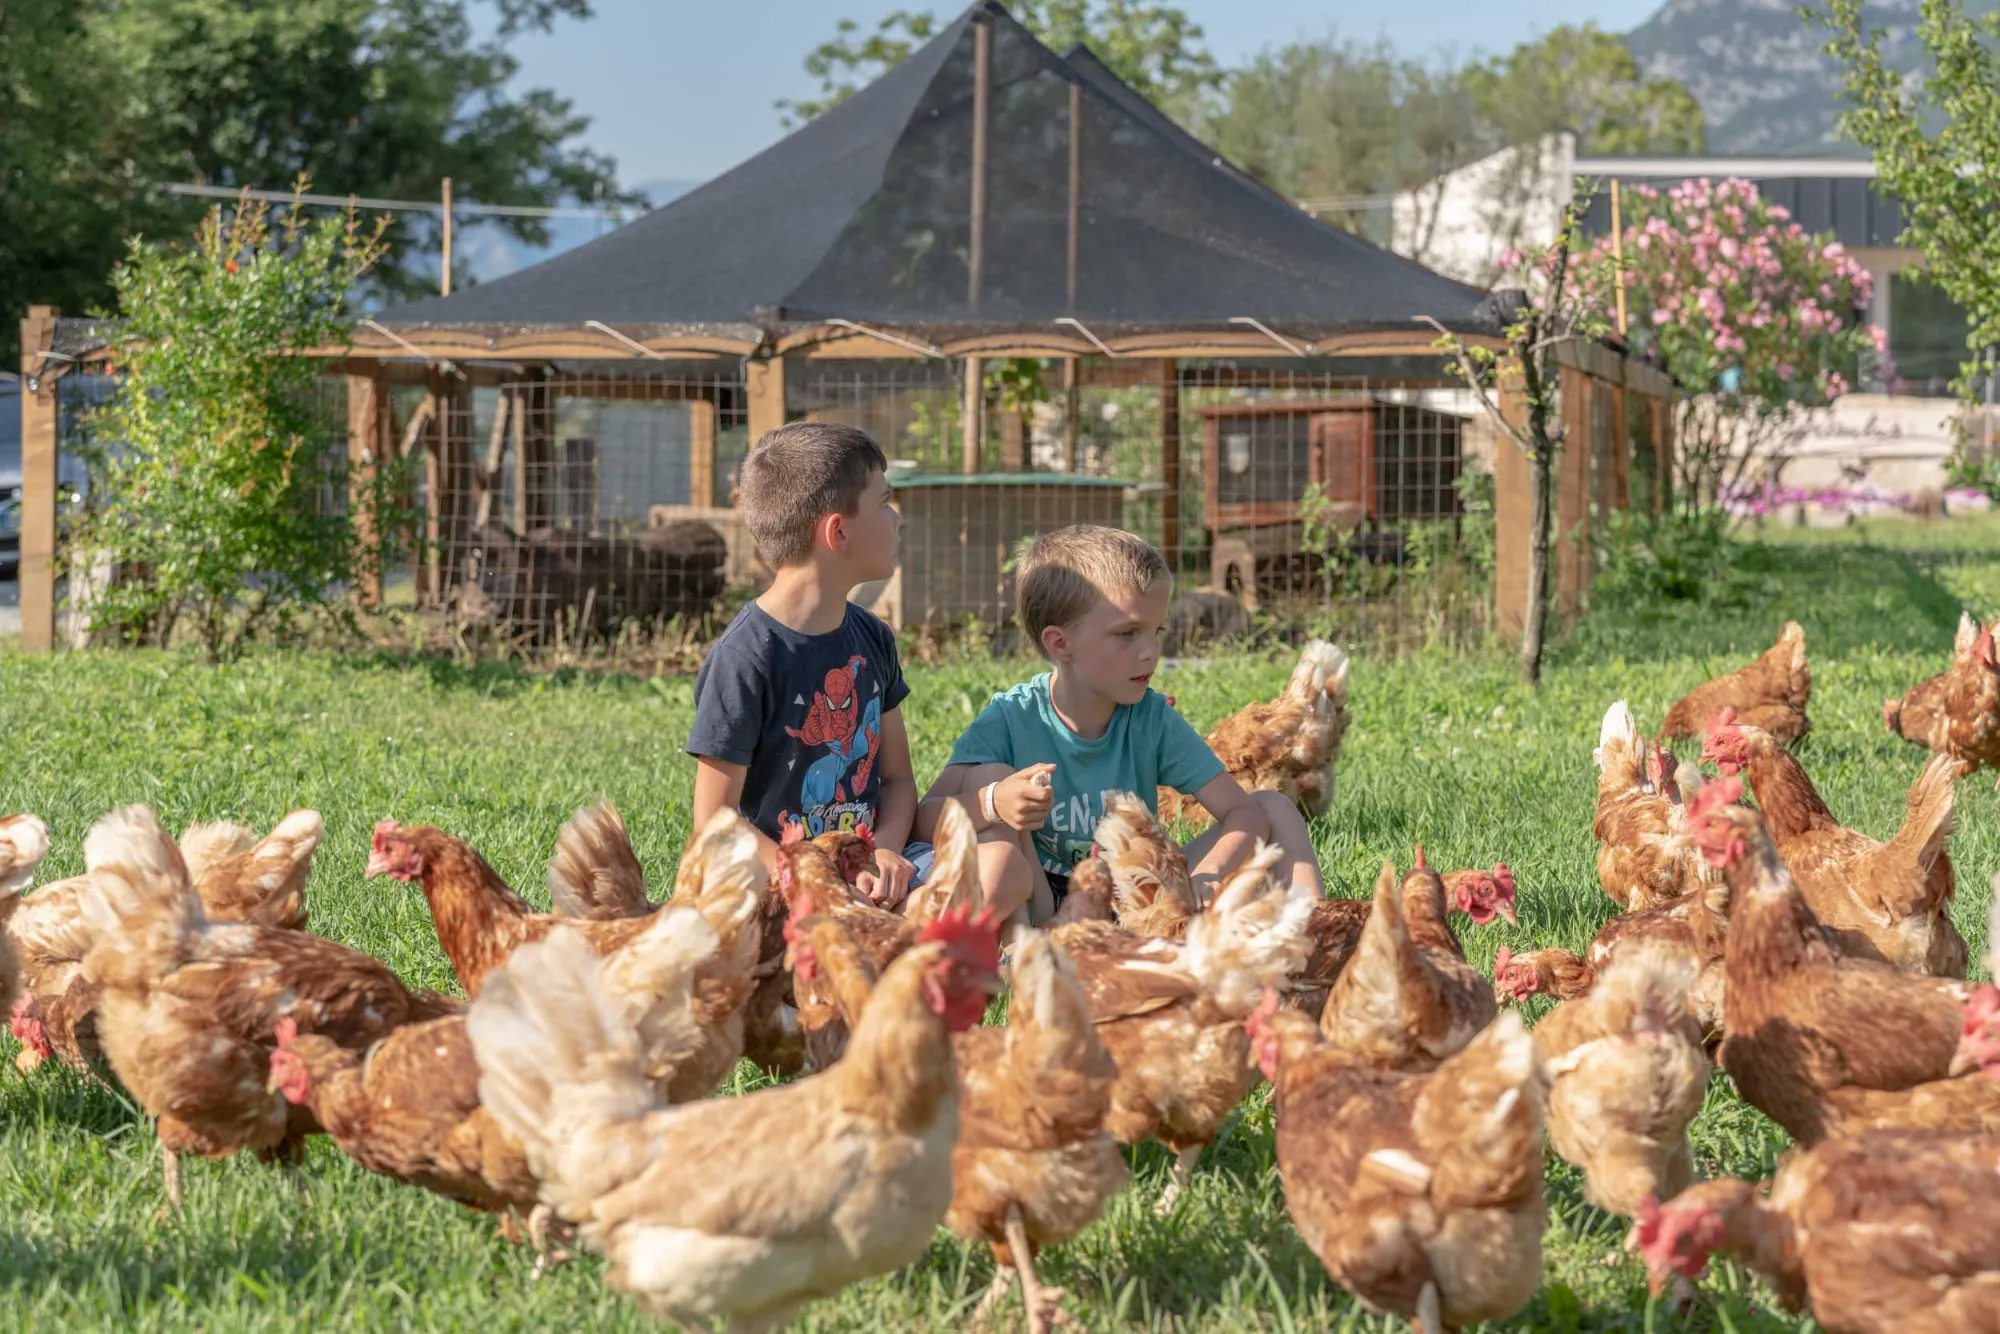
[1885,611,2000,781]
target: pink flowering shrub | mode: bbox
[1574,179,1886,508]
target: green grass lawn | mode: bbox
[3,515,1997,1332]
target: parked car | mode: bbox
[0,465,19,580]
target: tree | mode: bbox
[1459,24,1705,157]
[1821,0,2000,484]
[68,186,408,660]
[3,0,630,360]
[1426,187,1616,688]
[779,1,1222,125]
[1574,178,1881,511]
[1196,35,1478,241]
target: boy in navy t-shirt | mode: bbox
[688,422,923,906]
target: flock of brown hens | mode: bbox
[2,620,1998,1334]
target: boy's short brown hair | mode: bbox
[738,421,888,568]
[1016,524,1171,654]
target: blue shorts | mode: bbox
[903,841,935,886]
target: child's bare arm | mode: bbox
[693,756,780,872]
[860,709,918,906]
[1182,773,1271,903]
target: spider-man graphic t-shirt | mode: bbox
[686,601,908,842]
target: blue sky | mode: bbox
[498,0,1667,189]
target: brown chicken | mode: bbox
[1495,778,1733,1036]
[1690,783,2000,1144]
[1534,941,1709,1219]
[178,810,323,931]
[11,810,328,1077]
[1052,842,1311,1213]
[1253,994,1547,1333]
[1047,856,1114,927]
[948,930,1126,1334]
[1095,791,1198,937]
[1159,639,1351,824]
[1657,620,1811,746]
[1705,715,1965,975]
[1885,612,2000,779]
[373,807,767,1104]
[1951,880,2000,1079]
[780,799,979,1071]
[544,800,654,921]
[465,906,1003,1334]
[1634,1130,2000,1334]
[1317,852,1500,1073]
[267,890,734,1256]
[0,813,53,1024]
[74,805,459,1210]
[1594,700,1716,910]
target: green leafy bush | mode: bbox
[68,183,410,659]
[1590,505,1764,611]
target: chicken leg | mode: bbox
[160,1143,183,1217]
[1152,1145,1203,1216]
[1003,1204,1073,1334]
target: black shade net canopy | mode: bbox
[376,1,1502,342]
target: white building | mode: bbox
[1389,134,1995,513]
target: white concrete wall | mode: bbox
[1390,134,1575,287]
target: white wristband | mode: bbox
[980,782,1000,824]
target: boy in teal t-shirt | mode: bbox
[919,525,1324,925]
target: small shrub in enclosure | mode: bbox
[1590,506,1765,612]
[67,183,408,659]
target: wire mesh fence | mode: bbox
[44,353,1503,659]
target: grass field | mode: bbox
[3,516,1997,1332]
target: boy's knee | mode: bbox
[1251,788,1308,834]
[976,837,1033,917]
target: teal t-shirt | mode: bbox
[947,673,1226,878]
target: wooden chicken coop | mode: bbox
[1202,398,1465,599]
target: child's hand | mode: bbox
[858,847,916,909]
[991,764,1057,831]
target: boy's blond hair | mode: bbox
[1016,524,1171,654]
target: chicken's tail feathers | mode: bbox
[231,809,324,927]
[1182,842,1311,1015]
[1413,1009,1547,1204]
[548,800,652,921]
[1956,610,1981,658]
[1094,791,1194,923]
[1587,940,1698,1037]
[0,814,52,897]
[674,807,767,950]
[597,905,721,1085]
[1889,750,1961,882]
[75,805,204,990]
[177,820,258,882]
[1287,639,1351,710]
[467,929,661,1217]
[1595,699,1640,773]
[904,795,980,926]
[1005,930,1105,1071]
[1321,863,1416,1048]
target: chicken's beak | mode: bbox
[1496,900,1518,927]
[1949,1045,1978,1078]
[363,849,391,879]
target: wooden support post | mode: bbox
[514,375,554,533]
[440,178,454,296]
[962,357,984,474]
[1067,81,1082,310]
[690,398,718,506]
[968,14,991,313]
[1554,369,1594,616]
[18,306,59,654]
[346,368,390,607]
[1063,358,1081,471]
[746,355,786,447]
[1159,357,1181,564]
[1492,368,1531,640]
[418,377,445,602]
